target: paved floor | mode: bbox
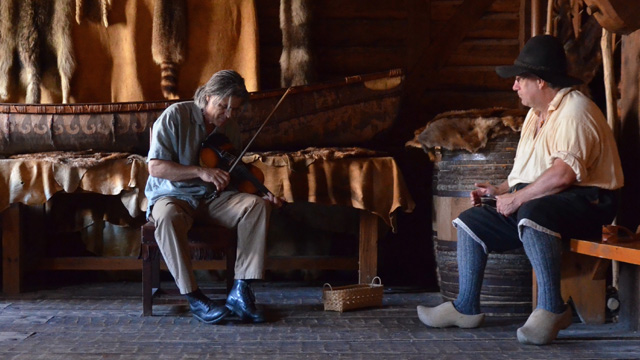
[1,280,639,359]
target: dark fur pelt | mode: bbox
[151,0,187,100]
[280,0,315,87]
[15,0,75,104]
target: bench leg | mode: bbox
[142,245,160,316]
[2,204,22,295]
[226,244,236,293]
[532,251,609,324]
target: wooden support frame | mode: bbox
[1,206,380,293]
[533,238,640,325]
[533,250,609,324]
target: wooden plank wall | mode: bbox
[618,31,640,329]
[255,0,527,287]
[255,0,524,134]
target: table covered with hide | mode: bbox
[0,149,414,294]
[0,70,412,294]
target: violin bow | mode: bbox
[227,87,293,173]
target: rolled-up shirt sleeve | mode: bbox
[548,118,598,183]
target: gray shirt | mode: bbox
[144,101,242,216]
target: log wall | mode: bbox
[255,0,526,287]
[256,0,524,134]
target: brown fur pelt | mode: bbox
[151,0,187,100]
[0,0,16,101]
[16,0,75,104]
[75,0,111,27]
[406,108,527,158]
[279,0,315,87]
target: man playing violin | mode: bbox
[145,70,283,324]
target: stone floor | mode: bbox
[0,280,639,359]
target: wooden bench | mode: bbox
[533,232,640,324]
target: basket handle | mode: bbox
[322,283,333,300]
[370,276,382,286]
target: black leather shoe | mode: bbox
[186,288,230,324]
[226,280,265,323]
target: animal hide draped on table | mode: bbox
[280,0,315,87]
[151,0,187,100]
[13,0,76,104]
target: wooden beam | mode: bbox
[266,257,357,270]
[38,257,142,271]
[36,256,360,272]
[570,238,640,266]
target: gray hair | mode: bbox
[193,70,250,109]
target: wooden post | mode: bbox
[530,0,543,36]
[602,28,618,138]
[601,27,620,291]
[545,0,554,35]
[2,204,22,294]
[358,211,378,284]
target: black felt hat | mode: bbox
[496,35,582,87]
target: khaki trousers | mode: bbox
[150,191,270,294]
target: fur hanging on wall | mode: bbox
[151,0,187,100]
[0,0,16,101]
[2,0,77,104]
[75,0,111,27]
[279,0,315,87]
[15,0,76,104]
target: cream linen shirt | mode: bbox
[507,88,623,190]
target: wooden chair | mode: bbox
[140,221,237,316]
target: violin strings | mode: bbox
[228,87,293,173]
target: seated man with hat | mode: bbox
[416,35,623,345]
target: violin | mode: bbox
[199,132,272,198]
[200,87,293,201]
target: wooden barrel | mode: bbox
[432,132,533,316]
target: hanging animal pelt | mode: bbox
[0,0,16,101]
[279,0,315,87]
[151,0,187,100]
[17,0,75,104]
[75,0,111,27]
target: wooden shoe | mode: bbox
[417,302,484,328]
[516,306,572,345]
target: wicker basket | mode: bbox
[322,277,383,312]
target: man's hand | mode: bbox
[495,192,522,217]
[471,182,499,207]
[199,167,230,191]
[262,192,286,209]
